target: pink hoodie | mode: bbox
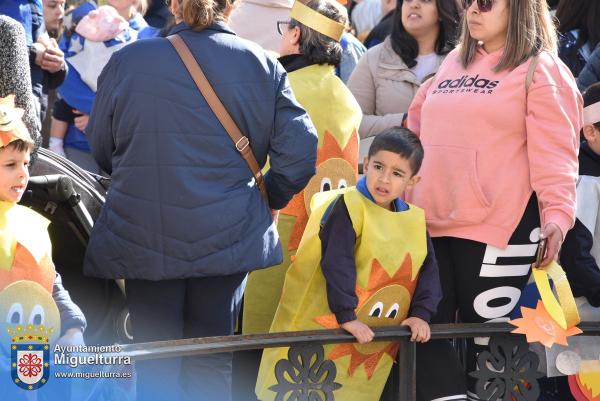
[407,46,583,248]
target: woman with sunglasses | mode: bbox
[242,0,361,336]
[347,0,459,161]
[407,0,582,397]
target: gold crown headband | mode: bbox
[583,101,600,125]
[290,1,345,42]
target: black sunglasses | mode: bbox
[276,20,291,35]
[466,0,494,12]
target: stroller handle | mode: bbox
[28,174,76,204]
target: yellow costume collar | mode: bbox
[290,1,345,42]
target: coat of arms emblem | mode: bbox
[8,324,53,390]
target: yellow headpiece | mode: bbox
[0,95,32,148]
[290,0,345,42]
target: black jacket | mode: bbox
[560,142,600,306]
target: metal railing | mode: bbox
[118,321,600,400]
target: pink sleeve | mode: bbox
[526,56,583,238]
[407,77,434,137]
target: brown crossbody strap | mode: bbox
[167,34,268,201]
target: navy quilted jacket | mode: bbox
[577,45,600,92]
[84,22,318,280]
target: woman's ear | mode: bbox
[290,26,301,46]
[170,0,179,19]
[223,0,237,19]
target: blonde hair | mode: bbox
[459,0,557,71]
[135,0,148,15]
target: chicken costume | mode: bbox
[242,0,362,335]
[255,186,428,401]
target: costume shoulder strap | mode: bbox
[319,194,344,229]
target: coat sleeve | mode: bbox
[264,69,318,210]
[560,219,600,307]
[319,197,358,324]
[45,63,67,91]
[87,52,122,175]
[53,272,87,333]
[347,51,405,139]
[406,77,434,137]
[408,233,442,322]
[526,55,582,238]
[577,47,600,93]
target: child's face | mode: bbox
[583,124,600,156]
[0,147,30,203]
[107,0,137,12]
[363,150,420,209]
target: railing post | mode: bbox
[397,339,416,401]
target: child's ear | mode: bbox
[407,175,421,188]
[583,124,599,143]
[362,156,369,172]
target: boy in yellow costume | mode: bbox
[256,128,442,401]
[242,0,362,335]
[0,95,86,354]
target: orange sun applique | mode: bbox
[281,129,358,251]
[314,255,417,379]
[510,300,582,348]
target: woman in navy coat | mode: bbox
[84,0,319,399]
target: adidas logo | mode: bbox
[431,74,500,95]
[438,75,500,90]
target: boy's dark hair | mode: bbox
[583,82,600,129]
[367,127,424,175]
[3,139,34,153]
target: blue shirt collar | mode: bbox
[356,176,409,212]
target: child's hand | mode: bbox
[401,317,431,343]
[341,320,374,344]
[57,328,85,346]
[73,110,90,133]
[41,45,65,74]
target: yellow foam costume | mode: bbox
[242,63,362,335]
[0,96,60,351]
[255,188,427,401]
[0,201,61,352]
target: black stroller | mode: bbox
[22,148,130,345]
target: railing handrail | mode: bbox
[118,321,600,360]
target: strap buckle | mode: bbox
[235,136,249,152]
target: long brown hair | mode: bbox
[556,0,600,51]
[459,0,557,71]
[390,0,460,68]
[181,0,231,30]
